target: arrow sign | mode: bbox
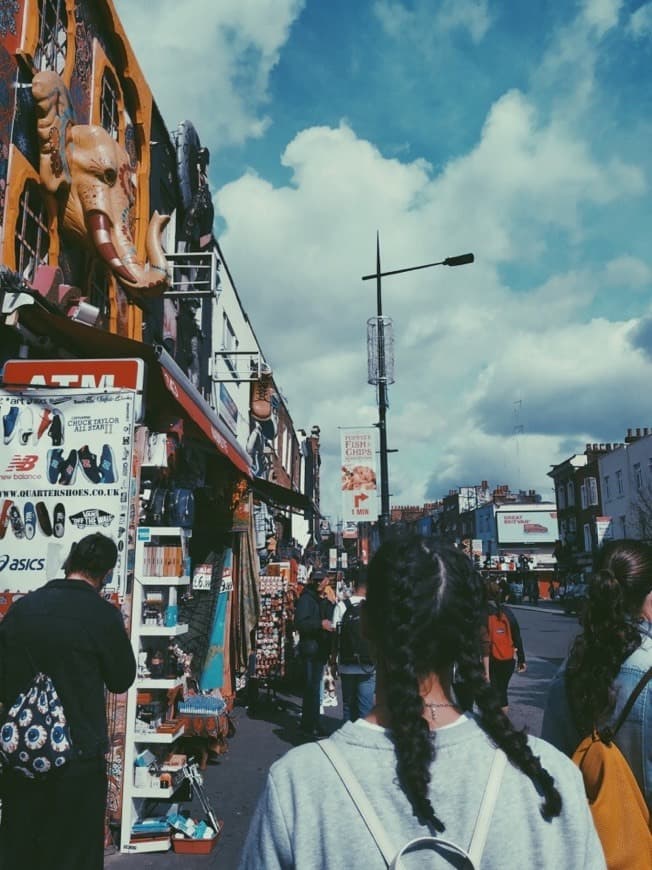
[354,493,369,508]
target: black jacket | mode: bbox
[0,579,136,760]
[294,585,324,660]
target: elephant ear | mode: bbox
[32,70,76,194]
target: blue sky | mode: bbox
[115,0,652,518]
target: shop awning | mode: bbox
[6,293,252,477]
[250,476,314,513]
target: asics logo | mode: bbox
[0,555,46,571]
[6,455,39,472]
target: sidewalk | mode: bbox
[106,687,342,868]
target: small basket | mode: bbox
[171,826,221,854]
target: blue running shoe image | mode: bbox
[23,502,36,540]
[99,444,116,483]
[47,449,64,484]
[2,407,19,445]
[58,450,77,486]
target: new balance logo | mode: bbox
[6,455,39,472]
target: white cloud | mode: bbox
[628,1,652,37]
[113,0,304,146]
[373,0,492,45]
[604,255,652,291]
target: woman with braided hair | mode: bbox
[542,538,652,812]
[239,534,604,869]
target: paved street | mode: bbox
[105,602,581,869]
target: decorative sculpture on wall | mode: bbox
[32,71,170,299]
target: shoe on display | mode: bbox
[99,444,116,483]
[23,502,36,540]
[18,407,34,447]
[47,448,64,484]
[47,410,64,446]
[8,505,25,539]
[36,501,53,537]
[2,407,19,445]
[250,372,274,421]
[78,445,103,484]
[0,500,12,540]
[58,450,78,486]
[37,408,53,440]
[53,503,65,538]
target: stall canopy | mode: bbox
[5,294,251,476]
[250,476,314,513]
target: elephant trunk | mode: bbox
[87,210,171,298]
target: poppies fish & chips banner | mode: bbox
[340,428,378,523]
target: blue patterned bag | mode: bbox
[0,672,73,778]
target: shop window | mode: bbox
[33,0,68,75]
[100,68,120,140]
[14,181,50,282]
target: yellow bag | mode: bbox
[572,667,652,870]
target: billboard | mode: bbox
[496,509,558,544]
[340,428,378,523]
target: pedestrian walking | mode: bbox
[0,533,136,870]
[542,539,652,813]
[239,534,604,869]
[486,580,526,713]
[333,567,376,722]
[294,571,333,737]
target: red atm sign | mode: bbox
[2,358,145,390]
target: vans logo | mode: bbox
[6,455,39,472]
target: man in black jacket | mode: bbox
[294,571,333,737]
[0,533,136,870]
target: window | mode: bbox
[616,469,624,496]
[583,524,592,552]
[34,0,68,74]
[14,181,50,281]
[604,475,611,499]
[587,476,599,506]
[580,482,588,510]
[221,313,238,373]
[566,481,575,506]
[634,463,643,492]
[557,485,566,509]
[620,515,627,537]
[100,69,120,140]
[568,517,577,534]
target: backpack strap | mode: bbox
[599,666,652,743]
[317,738,506,868]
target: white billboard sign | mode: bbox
[496,509,558,544]
[340,428,378,523]
[0,389,135,594]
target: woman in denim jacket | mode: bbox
[542,539,652,811]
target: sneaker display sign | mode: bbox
[0,387,136,595]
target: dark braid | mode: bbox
[367,533,562,829]
[566,540,651,735]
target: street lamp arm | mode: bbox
[361,252,474,281]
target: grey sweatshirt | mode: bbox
[239,715,605,869]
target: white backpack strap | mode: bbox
[318,740,507,869]
[318,739,395,864]
[467,748,507,866]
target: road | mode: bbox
[106,602,581,869]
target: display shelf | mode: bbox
[120,526,193,855]
[134,725,185,744]
[139,623,188,637]
[124,839,171,854]
[136,677,183,690]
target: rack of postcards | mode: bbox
[254,563,295,680]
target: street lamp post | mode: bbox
[362,234,474,538]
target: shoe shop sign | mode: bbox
[0,381,136,594]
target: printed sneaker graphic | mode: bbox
[99,444,116,483]
[69,509,115,530]
[47,410,64,446]
[0,500,13,540]
[47,449,64,484]
[53,503,65,538]
[8,505,25,539]
[17,407,34,447]
[37,408,53,441]
[23,502,36,540]
[57,450,77,486]
[35,502,53,537]
[2,407,19,445]
[78,446,103,484]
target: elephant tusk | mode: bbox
[86,210,138,285]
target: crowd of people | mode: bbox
[241,533,652,869]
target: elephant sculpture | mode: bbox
[32,71,170,299]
